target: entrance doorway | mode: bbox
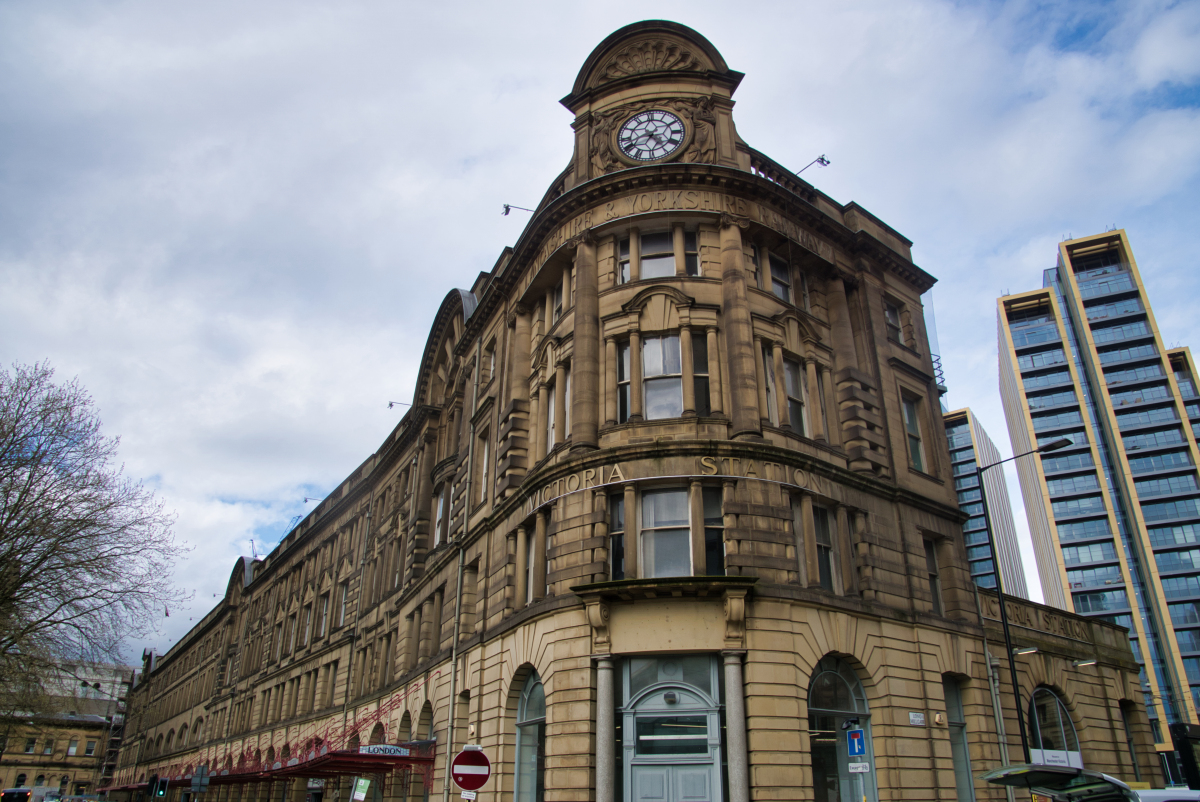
[807,656,877,802]
[620,655,723,802]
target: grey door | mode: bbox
[632,765,713,802]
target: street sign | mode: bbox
[846,728,865,757]
[848,763,870,774]
[351,778,371,802]
[450,747,491,791]
[191,765,210,794]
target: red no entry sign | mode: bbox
[450,748,491,791]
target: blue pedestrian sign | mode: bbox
[846,728,865,756]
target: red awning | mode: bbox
[204,745,435,786]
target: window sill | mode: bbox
[907,466,945,485]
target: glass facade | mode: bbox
[1000,231,1200,759]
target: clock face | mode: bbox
[617,110,685,161]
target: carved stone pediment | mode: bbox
[592,38,709,87]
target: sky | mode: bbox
[2,0,1199,658]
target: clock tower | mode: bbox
[560,20,748,190]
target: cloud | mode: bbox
[1,0,1197,649]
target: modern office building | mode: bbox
[998,229,1200,780]
[110,25,1159,802]
[943,408,1029,597]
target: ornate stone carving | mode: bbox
[724,589,748,648]
[597,39,704,84]
[586,598,610,649]
[719,212,751,229]
[678,97,717,165]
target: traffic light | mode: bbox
[156,777,169,797]
[148,774,158,796]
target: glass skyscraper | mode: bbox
[998,229,1200,778]
[943,407,1029,597]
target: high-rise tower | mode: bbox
[999,229,1200,777]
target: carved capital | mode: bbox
[565,228,597,250]
[719,212,751,230]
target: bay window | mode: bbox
[769,254,791,302]
[639,232,675,278]
[609,495,625,580]
[783,357,807,435]
[618,227,700,282]
[617,342,631,423]
[621,485,726,579]
[814,507,834,591]
[693,333,710,417]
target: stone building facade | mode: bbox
[111,21,1161,802]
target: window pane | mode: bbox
[635,716,708,755]
[643,528,691,577]
[784,359,803,397]
[643,490,689,528]
[644,378,683,419]
[641,255,675,278]
[641,232,672,255]
[643,337,663,376]
[692,334,708,374]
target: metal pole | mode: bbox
[977,463,1031,763]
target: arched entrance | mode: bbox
[1029,687,1082,768]
[621,655,722,802]
[806,656,877,802]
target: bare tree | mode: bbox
[0,362,184,712]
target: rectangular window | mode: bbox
[274,623,284,661]
[684,230,699,276]
[769,254,791,302]
[617,341,631,423]
[885,301,903,342]
[783,357,806,435]
[43,741,53,756]
[641,489,691,577]
[925,539,943,615]
[433,486,446,545]
[703,487,725,576]
[477,432,490,505]
[762,345,778,424]
[525,531,536,604]
[643,335,683,419]
[814,507,834,591]
[640,232,675,279]
[67,740,78,757]
[903,395,926,472]
[552,281,563,323]
[618,238,631,284]
[84,741,96,757]
[24,738,36,754]
[545,383,556,450]
[338,582,349,627]
[318,594,330,638]
[692,331,710,417]
[609,495,625,581]
[287,614,298,654]
[301,604,312,647]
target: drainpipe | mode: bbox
[442,335,483,802]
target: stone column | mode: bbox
[800,492,819,586]
[533,510,548,600]
[681,327,696,416]
[722,652,750,802]
[719,219,761,438]
[554,361,567,447]
[604,336,618,426]
[595,657,615,802]
[629,330,643,421]
[753,335,769,425]
[623,484,638,578]
[772,340,789,431]
[514,525,528,609]
[572,239,599,450]
[535,381,549,461]
[706,326,723,416]
[629,227,641,282]
[672,223,686,276]
[837,505,855,594]
[688,479,705,573]
[510,307,532,404]
[821,365,839,446]
[805,350,825,441]
[826,274,858,373]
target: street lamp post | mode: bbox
[976,436,1072,765]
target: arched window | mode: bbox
[59,776,69,793]
[515,672,546,802]
[15,774,26,787]
[807,656,877,802]
[1029,687,1082,768]
[34,776,45,787]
